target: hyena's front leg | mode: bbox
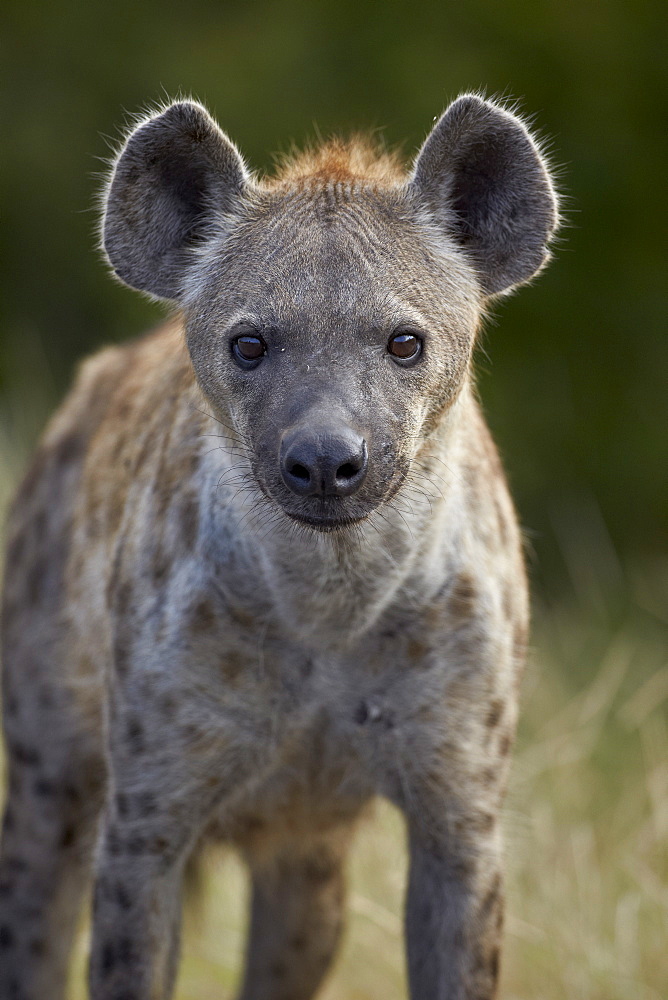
[88,768,201,999]
[238,827,357,1000]
[87,681,245,1000]
[405,825,505,1000]
[398,677,518,999]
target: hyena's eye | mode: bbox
[232,334,267,369]
[387,330,423,366]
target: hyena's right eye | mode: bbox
[231,334,267,369]
[387,329,423,366]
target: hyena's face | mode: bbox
[184,188,480,529]
[103,98,557,529]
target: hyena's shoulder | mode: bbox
[1,319,198,619]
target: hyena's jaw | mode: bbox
[283,509,370,532]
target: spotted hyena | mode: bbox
[0,94,558,999]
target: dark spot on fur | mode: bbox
[113,634,131,676]
[499,732,513,756]
[138,791,157,817]
[28,937,46,957]
[114,580,133,619]
[0,880,14,898]
[447,572,477,624]
[5,856,28,874]
[407,636,428,662]
[221,652,245,682]
[102,936,134,975]
[0,924,15,947]
[477,812,496,834]
[190,597,216,632]
[124,834,147,855]
[480,872,502,918]
[354,701,369,724]
[148,835,171,856]
[485,700,504,729]
[482,766,498,787]
[60,824,77,849]
[160,692,178,716]
[2,808,15,833]
[0,879,14,899]
[11,742,41,768]
[151,546,170,587]
[6,975,26,1000]
[178,493,200,550]
[37,687,54,710]
[290,933,307,951]
[271,959,288,979]
[54,431,84,468]
[115,882,133,911]
[126,716,145,753]
[64,783,82,805]
[106,825,123,856]
[303,852,338,884]
[490,944,501,982]
[14,449,49,504]
[452,925,466,949]
[101,941,117,974]
[116,793,129,818]
[3,531,26,577]
[117,936,134,962]
[180,722,201,743]
[228,604,254,629]
[26,557,49,605]
[414,704,437,724]
[33,777,56,797]
[8,772,23,796]
[513,620,528,662]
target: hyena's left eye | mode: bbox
[387,330,423,365]
[232,334,267,369]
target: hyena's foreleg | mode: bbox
[0,697,105,1000]
[238,829,355,1000]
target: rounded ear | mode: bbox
[103,101,250,300]
[409,95,559,296]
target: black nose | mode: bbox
[280,425,368,498]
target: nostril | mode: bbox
[281,430,368,498]
[288,461,310,483]
[336,462,360,482]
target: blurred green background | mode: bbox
[2,2,667,999]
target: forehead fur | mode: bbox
[262,136,406,189]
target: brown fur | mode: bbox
[266,136,406,188]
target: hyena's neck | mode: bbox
[204,396,471,645]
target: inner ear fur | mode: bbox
[410,95,559,296]
[103,101,249,301]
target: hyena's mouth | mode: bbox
[284,509,370,532]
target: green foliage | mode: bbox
[2,0,666,586]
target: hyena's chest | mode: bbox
[177,608,450,814]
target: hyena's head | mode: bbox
[103,96,557,530]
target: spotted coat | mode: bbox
[0,94,557,1000]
